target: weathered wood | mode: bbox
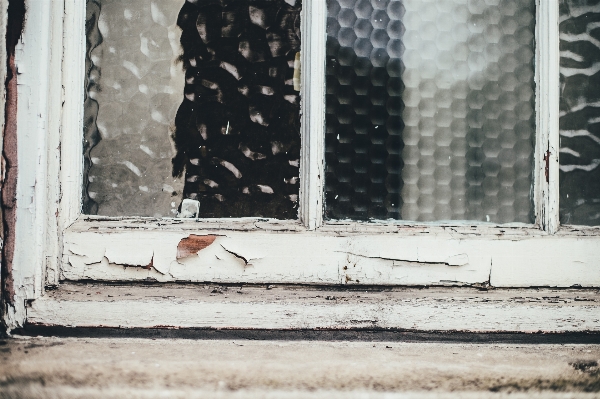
[27,282,600,332]
[63,219,600,287]
[299,0,326,230]
[4,0,61,331]
[58,0,86,261]
[536,0,561,233]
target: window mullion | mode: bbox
[300,0,327,230]
[536,0,560,234]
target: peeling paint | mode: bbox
[75,255,170,281]
[105,246,153,269]
[61,222,600,287]
[176,234,217,259]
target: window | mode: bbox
[3,0,600,331]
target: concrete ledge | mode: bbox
[1,337,599,397]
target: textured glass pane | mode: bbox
[559,1,600,226]
[84,0,185,217]
[84,0,302,218]
[325,0,535,223]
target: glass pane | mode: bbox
[84,0,302,218]
[559,1,600,226]
[324,0,536,223]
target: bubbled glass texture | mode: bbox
[325,0,536,223]
[559,0,600,226]
[84,0,185,217]
[84,0,301,219]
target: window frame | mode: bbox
[4,0,600,331]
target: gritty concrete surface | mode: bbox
[0,337,599,398]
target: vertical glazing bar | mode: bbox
[300,0,327,229]
[536,0,560,233]
[60,0,86,228]
[45,0,67,286]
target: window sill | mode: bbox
[23,282,600,334]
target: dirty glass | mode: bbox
[84,0,302,219]
[559,0,600,226]
[325,0,536,223]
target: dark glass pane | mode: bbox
[559,1,600,226]
[84,0,301,218]
[325,0,536,223]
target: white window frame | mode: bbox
[4,0,600,330]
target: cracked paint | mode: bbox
[219,244,253,267]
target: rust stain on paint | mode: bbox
[176,235,217,259]
[544,149,550,184]
[144,255,154,270]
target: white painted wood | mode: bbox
[491,233,600,287]
[62,219,600,287]
[27,283,600,332]
[536,0,560,234]
[299,0,326,230]
[59,0,86,232]
[44,0,68,287]
[5,0,58,330]
[76,215,538,235]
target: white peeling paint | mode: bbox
[5,0,57,330]
[61,219,600,287]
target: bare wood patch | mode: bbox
[177,235,217,259]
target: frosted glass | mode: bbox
[325,0,535,223]
[84,0,302,219]
[84,0,185,217]
[559,0,600,226]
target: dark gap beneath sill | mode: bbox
[53,280,600,292]
[12,325,600,344]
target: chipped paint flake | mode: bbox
[176,234,217,259]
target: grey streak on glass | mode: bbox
[559,0,600,226]
[325,0,405,220]
[324,0,535,223]
[84,0,184,217]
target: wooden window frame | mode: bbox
[3,0,600,331]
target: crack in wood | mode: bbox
[338,252,469,267]
[220,244,250,267]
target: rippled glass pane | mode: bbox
[84,0,301,218]
[559,1,600,226]
[325,0,535,223]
